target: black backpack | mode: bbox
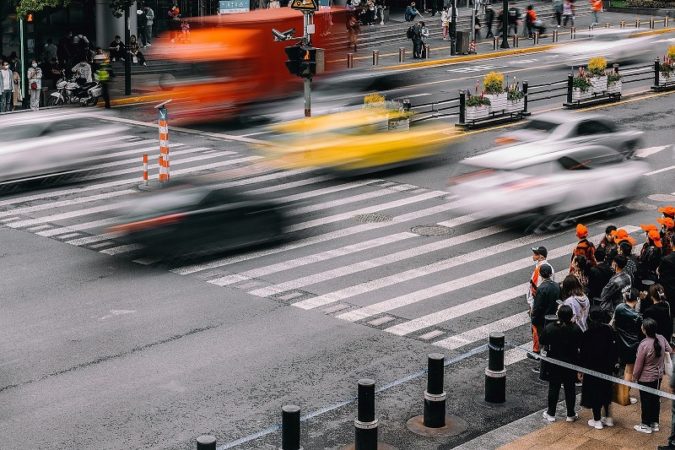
[407,26,414,39]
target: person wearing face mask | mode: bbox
[27,60,43,111]
[0,61,13,113]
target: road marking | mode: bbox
[208,233,416,286]
[55,232,81,240]
[295,226,550,312]
[646,165,675,176]
[293,189,398,215]
[26,224,51,232]
[504,342,532,366]
[172,200,465,275]
[434,311,531,350]
[419,330,445,340]
[72,234,117,246]
[38,219,118,237]
[83,146,211,171]
[635,145,670,158]
[336,227,638,323]
[368,316,396,326]
[386,268,571,336]
[247,176,334,195]
[5,204,123,229]
[447,64,500,73]
[100,244,142,255]
[0,189,136,218]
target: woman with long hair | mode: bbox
[561,274,590,332]
[571,254,591,293]
[581,306,618,429]
[632,318,673,433]
[642,284,672,346]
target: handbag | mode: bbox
[30,81,38,90]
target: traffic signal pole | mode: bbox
[303,12,312,117]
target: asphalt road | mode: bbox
[1,70,674,448]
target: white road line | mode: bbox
[6,205,123,229]
[66,233,119,246]
[37,219,118,237]
[254,179,373,201]
[55,232,81,240]
[89,241,115,249]
[84,146,211,171]
[504,343,532,366]
[0,189,136,218]
[100,244,141,255]
[247,176,333,195]
[293,189,397,215]
[0,216,21,223]
[635,145,670,158]
[433,312,530,350]
[288,191,447,232]
[208,233,416,287]
[171,202,468,276]
[336,227,639,323]
[26,224,51,232]
[254,225,506,298]
[646,165,675,176]
[385,269,571,336]
[70,140,186,165]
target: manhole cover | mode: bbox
[411,225,454,236]
[354,213,393,223]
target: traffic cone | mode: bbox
[469,40,476,54]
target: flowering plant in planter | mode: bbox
[506,79,524,112]
[483,71,507,113]
[465,93,491,121]
[466,94,491,107]
[660,54,674,84]
[587,57,608,93]
[606,70,622,95]
[572,67,592,101]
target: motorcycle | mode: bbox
[49,70,102,107]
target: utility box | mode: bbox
[455,30,470,55]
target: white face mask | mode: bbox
[32,63,37,68]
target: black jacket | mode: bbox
[580,324,618,373]
[588,262,613,300]
[658,252,675,304]
[531,279,560,327]
[541,321,583,380]
[644,301,672,343]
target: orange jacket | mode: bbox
[591,0,602,12]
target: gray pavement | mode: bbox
[1,81,674,449]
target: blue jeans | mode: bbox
[592,11,599,24]
[0,90,12,112]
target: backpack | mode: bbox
[407,26,414,39]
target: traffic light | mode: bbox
[284,45,324,78]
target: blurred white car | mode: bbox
[549,28,657,66]
[0,111,128,184]
[448,142,651,230]
[495,111,643,158]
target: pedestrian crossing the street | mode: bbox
[0,133,658,368]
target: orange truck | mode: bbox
[146,8,347,124]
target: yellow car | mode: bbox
[253,107,461,173]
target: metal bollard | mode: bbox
[493,36,498,50]
[372,50,379,65]
[354,379,377,450]
[655,57,661,87]
[539,314,559,382]
[552,30,558,42]
[665,16,669,27]
[620,20,625,28]
[636,19,640,28]
[424,44,430,59]
[424,353,447,428]
[196,435,216,450]
[347,53,354,68]
[282,405,302,450]
[398,47,406,63]
[458,90,466,125]
[522,80,530,115]
[570,26,576,38]
[402,98,411,112]
[566,73,574,104]
[485,333,506,403]
[650,17,655,29]
[534,32,539,45]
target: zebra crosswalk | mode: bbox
[0,133,653,369]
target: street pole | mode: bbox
[303,12,312,117]
[470,4,476,42]
[450,0,457,55]
[500,0,510,48]
[124,5,132,95]
[19,18,26,99]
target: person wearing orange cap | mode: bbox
[659,205,675,219]
[571,223,597,271]
[658,217,674,257]
[637,225,663,288]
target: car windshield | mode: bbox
[521,119,560,133]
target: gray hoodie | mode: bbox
[563,295,590,332]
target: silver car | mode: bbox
[448,142,651,231]
[495,111,644,158]
[548,28,657,66]
[0,111,128,184]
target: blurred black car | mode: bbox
[110,183,286,258]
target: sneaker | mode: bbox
[543,411,556,422]
[527,352,540,361]
[601,417,614,427]
[634,424,653,434]
[566,414,579,422]
[146,43,152,47]
[531,366,540,374]
[652,423,660,432]
[630,397,638,405]
[588,419,603,429]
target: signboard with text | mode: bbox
[218,0,249,14]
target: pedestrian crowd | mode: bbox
[526,205,675,441]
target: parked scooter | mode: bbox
[49,70,102,106]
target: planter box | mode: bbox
[465,105,490,121]
[506,99,524,113]
[572,88,592,102]
[607,80,622,95]
[590,75,608,94]
[660,73,674,86]
[485,93,507,114]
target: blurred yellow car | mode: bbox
[254,107,460,173]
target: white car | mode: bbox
[495,111,643,158]
[0,111,128,185]
[549,28,657,66]
[448,142,651,231]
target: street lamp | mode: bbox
[500,0,510,48]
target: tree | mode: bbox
[16,0,71,18]
[108,0,135,18]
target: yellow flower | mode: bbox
[483,71,504,94]
[667,45,675,60]
[364,93,385,105]
[588,56,607,76]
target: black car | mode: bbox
[110,183,286,258]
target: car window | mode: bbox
[521,119,560,133]
[575,120,614,136]
[558,147,623,170]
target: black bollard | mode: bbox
[570,26,576,39]
[458,90,466,125]
[522,80,530,115]
[196,435,216,450]
[425,44,430,59]
[282,405,302,450]
[347,53,354,69]
[485,332,506,403]
[655,57,661,87]
[372,50,379,65]
[539,314,558,382]
[566,73,573,104]
[355,379,378,450]
[493,36,498,50]
[424,353,447,428]
[399,47,406,63]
